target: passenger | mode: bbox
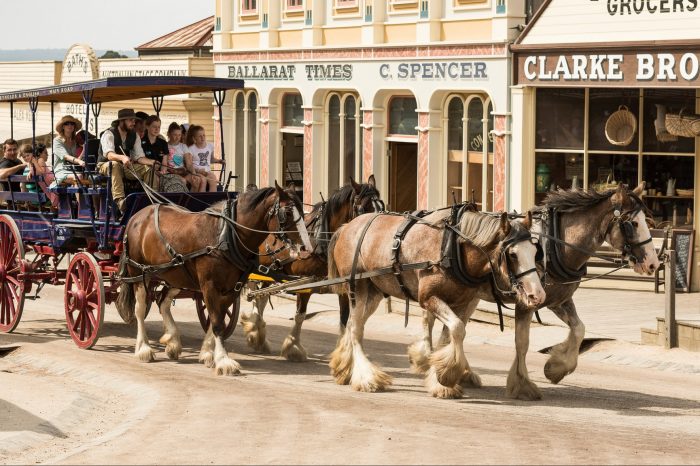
[52,115,85,186]
[179,123,189,145]
[186,125,223,192]
[19,144,58,208]
[141,115,169,174]
[166,122,205,192]
[134,111,149,140]
[0,138,26,192]
[18,144,35,192]
[97,108,159,213]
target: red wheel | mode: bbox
[0,215,26,333]
[196,293,239,340]
[65,253,105,349]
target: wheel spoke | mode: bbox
[69,271,80,289]
[72,309,83,332]
[79,312,88,340]
[78,262,87,289]
[1,290,7,325]
[87,310,97,332]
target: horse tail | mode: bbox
[116,252,136,325]
[327,227,342,285]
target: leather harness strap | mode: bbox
[391,210,429,327]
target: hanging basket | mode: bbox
[665,109,700,138]
[654,104,678,143]
[605,105,637,146]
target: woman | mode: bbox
[186,125,223,192]
[20,143,58,207]
[142,116,188,192]
[167,122,205,192]
[52,115,85,186]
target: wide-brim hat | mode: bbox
[117,108,138,121]
[55,114,83,133]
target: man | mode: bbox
[134,111,149,140]
[98,108,159,213]
[0,139,27,192]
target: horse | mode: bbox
[409,182,660,400]
[326,208,546,399]
[242,175,384,361]
[116,183,313,376]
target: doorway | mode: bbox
[282,132,304,203]
[388,141,417,212]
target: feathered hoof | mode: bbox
[429,345,466,388]
[544,358,572,385]
[329,346,352,385]
[407,341,431,374]
[242,313,269,353]
[281,335,308,362]
[214,357,242,376]
[351,364,392,393]
[425,367,463,399]
[459,370,483,389]
[505,377,543,401]
[198,351,215,368]
[165,342,182,361]
[136,345,155,363]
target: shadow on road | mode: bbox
[0,400,66,438]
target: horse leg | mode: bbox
[198,324,215,368]
[544,299,585,384]
[329,282,391,392]
[423,296,466,399]
[456,300,482,389]
[338,293,350,334]
[407,309,435,374]
[158,287,183,360]
[241,282,271,354]
[208,293,242,376]
[506,305,542,400]
[134,283,155,362]
[281,293,311,362]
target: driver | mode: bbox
[97,108,159,213]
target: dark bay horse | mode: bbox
[117,184,312,375]
[242,175,383,361]
[327,209,546,398]
[410,183,660,400]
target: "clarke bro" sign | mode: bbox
[516,51,700,86]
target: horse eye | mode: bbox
[632,221,638,228]
[509,250,518,260]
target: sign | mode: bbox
[100,69,187,78]
[379,61,488,80]
[61,44,99,84]
[672,229,694,292]
[516,50,700,86]
[228,65,297,80]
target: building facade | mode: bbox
[213,0,526,209]
[510,0,700,290]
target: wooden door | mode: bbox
[389,142,417,212]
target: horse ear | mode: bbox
[632,181,645,196]
[274,180,288,199]
[367,174,376,188]
[499,212,511,236]
[349,176,361,194]
[611,183,626,205]
[522,211,533,230]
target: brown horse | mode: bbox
[410,183,660,400]
[327,209,546,398]
[242,175,384,361]
[117,183,312,375]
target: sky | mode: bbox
[0,0,213,50]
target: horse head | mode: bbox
[267,181,313,254]
[349,174,384,217]
[604,182,660,275]
[495,212,546,309]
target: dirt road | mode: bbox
[1,288,699,464]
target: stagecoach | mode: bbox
[0,76,244,348]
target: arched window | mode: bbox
[344,96,357,184]
[283,93,304,127]
[234,93,245,182]
[389,97,417,135]
[247,93,258,185]
[445,95,493,210]
[328,95,341,191]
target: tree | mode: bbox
[100,50,127,59]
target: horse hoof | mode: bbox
[544,359,571,385]
[459,370,483,389]
[199,351,215,368]
[215,359,241,376]
[506,379,543,401]
[136,346,155,363]
[425,367,463,399]
[165,343,182,361]
[407,341,431,374]
[281,336,307,362]
[351,368,392,393]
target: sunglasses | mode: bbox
[63,121,76,126]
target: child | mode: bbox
[186,125,223,192]
[167,122,205,192]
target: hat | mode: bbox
[135,111,149,121]
[117,108,138,121]
[55,114,83,133]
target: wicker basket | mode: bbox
[665,109,700,138]
[605,105,637,146]
[654,104,678,143]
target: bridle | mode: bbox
[264,197,310,256]
[352,191,385,217]
[604,200,653,265]
[494,228,540,298]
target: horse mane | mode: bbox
[458,212,503,247]
[310,182,380,216]
[540,188,616,213]
[237,186,276,211]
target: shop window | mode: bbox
[535,88,585,150]
[328,95,341,191]
[643,89,695,154]
[282,93,304,127]
[487,102,494,153]
[588,153,638,190]
[467,99,484,152]
[247,93,258,186]
[643,155,695,227]
[447,97,463,151]
[388,97,417,136]
[344,96,357,184]
[588,88,639,152]
[234,93,245,183]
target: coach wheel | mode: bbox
[0,215,26,333]
[65,253,105,349]
[195,293,239,340]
